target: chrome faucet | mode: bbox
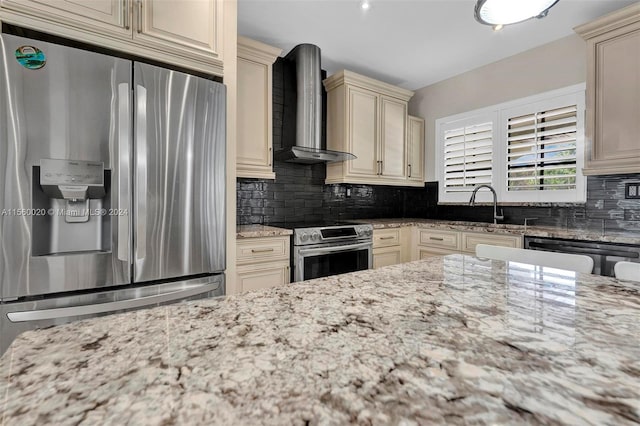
[469,184,504,225]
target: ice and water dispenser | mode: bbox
[32,159,111,256]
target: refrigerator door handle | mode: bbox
[117,83,131,262]
[135,84,147,261]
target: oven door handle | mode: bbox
[298,242,372,257]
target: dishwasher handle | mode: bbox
[528,241,640,259]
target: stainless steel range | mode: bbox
[290,222,373,282]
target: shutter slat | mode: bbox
[507,103,578,192]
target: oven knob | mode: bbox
[365,229,372,236]
[300,233,309,242]
[311,232,320,241]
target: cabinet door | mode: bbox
[587,24,640,174]
[418,247,457,260]
[407,116,425,184]
[135,0,221,63]
[1,0,131,36]
[237,57,274,179]
[373,246,402,269]
[347,86,379,178]
[379,96,407,181]
[236,263,290,293]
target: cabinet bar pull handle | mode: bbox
[408,164,412,178]
[251,248,275,253]
[269,146,272,166]
[380,160,383,175]
[429,237,444,241]
[123,1,130,30]
[379,236,394,240]
[137,0,143,33]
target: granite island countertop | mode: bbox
[1,255,639,425]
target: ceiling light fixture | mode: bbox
[475,0,559,27]
[360,0,370,11]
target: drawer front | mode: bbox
[236,262,290,292]
[461,232,522,254]
[237,236,290,264]
[417,229,460,250]
[373,246,402,269]
[373,228,401,248]
[419,247,458,260]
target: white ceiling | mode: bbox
[238,0,637,90]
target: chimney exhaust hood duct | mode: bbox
[274,44,356,164]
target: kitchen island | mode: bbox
[1,255,639,425]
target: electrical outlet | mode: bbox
[625,183,640,199]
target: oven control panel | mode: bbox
[294,224,373,246]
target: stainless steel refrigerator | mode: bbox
[0,33,226,354]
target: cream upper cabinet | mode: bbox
[236,36,281,179]
[134,0,222,65]
[380,96,407,181]
[0,0,131,36]
[575,3,640,175]
[324,70,416,187]
[347,85,379,178]
[407,115,425,184]
[0,0,225,76]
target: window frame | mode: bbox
[435,84,586,205]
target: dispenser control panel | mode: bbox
[40,159,104,186]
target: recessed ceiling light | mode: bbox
[360,0,370,11]
[475,0,559,26]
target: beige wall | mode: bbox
[409,34,587,181]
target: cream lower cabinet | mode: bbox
[373,228,401,269]
[236,235,290,292]
[414,228,460,259]
[236,37,281,179]
[414,228,523,259]
[372,228,412,268]
[460,231,522,254]
[324,70,419,187]
[1,0,225,76]
[575,3,640,175]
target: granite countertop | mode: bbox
[236,224,292,238]
[2,255,639,425]
[358,218,640,244]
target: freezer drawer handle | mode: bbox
[6,282,219,323]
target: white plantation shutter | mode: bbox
[506,105,578,191]
[436,85,585,204]
[443,122,493,192]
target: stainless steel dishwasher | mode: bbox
[524,236,640,277]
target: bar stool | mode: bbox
[614,261,640,282]
[475,244,594,273]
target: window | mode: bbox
[436,85,585,204]
[438,112,498,203]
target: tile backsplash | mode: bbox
[237,57,640,237]
[435,175,640,236]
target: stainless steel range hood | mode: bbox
[274,44,356,164]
